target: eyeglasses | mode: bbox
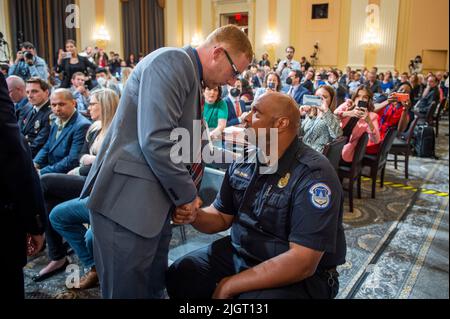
[223,48,240,79]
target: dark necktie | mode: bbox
[189,97,205,190]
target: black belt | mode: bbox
[316,267,339,288]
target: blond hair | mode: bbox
[204,25,253,62]
[88,88,119,152]
[121,67,133,86]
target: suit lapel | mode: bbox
[49,112,77,152]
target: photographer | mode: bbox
[409,55,423,74]
[8,42,49,81]
[276,46,301,89]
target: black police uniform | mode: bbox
[19,100,52,157]
[167,138,346,299]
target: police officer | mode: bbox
[167,92,346,299]
[20,77,52,157]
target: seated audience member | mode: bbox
[313,72,326,91]
[119,67,133,93]
[20,77,52,157]
[286,70,310,106]
[36,89,119,284]
[203,86,228,139]
[252,68,265,89]
[348,71,362,95]
[33,89,91,175]
[414,74,440,118]
[254,71,282,101]
[166,92,346,299]
[364,71,382,94]
[326,70,348,106]
[299,85,343,153]
[239,77,254,103]
[335,85,380,164]
[381,71,394,93]
[70,72,90,114]
[366,83,412,154]
[392,70,401,89]
[224,80,249,127]
[93,67,121,97]
[258,52,271,68]
[6,75,29,120]
[50,198,96,289]
[93,49,109,68]
[339,67,352,87]
[56,39,97,89]
[301,69,315,94]
[8,41,49,81]
[0,63,9,76]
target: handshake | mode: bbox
[172,196,203,225]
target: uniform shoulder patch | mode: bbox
[309,183,331,210]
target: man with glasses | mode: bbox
[80,25,253,299]
[277,46,301,90]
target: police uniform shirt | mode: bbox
[213,137,346,273]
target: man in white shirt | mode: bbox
[277,46,301,90]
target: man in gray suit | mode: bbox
[80,25,253,298]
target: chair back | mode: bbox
[377,128,397,167]
[425,101,437,125]
[350,133,369,177]
[399,116,419,144]
[322,136,348,171]
[434,101,444,121]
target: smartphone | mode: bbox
[303,94,322,107]
[393,92,409,102]
[64,52,72,59]
[357,100,368,109]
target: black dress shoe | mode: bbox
[32,260,69,282]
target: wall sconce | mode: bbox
[362,4,381,49]
[362,27,381,49]
[191,33,203,47]
[94,25,110,48]
[263,30,280,47]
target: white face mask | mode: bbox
[97,77,107,87]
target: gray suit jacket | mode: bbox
[81,46,202,238]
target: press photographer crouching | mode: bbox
[8,42,49,81]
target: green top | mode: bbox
[203,100,228,129]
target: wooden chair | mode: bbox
[362,128,397,199]
[432,101,445,137]
[338,133,368,213]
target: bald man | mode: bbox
[6,75,30,121]
[167,92,346,299]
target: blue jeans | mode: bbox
[49,197,94,269]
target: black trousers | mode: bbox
[166,236,339,299]
[40,173,86,260]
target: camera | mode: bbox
[24,51,33,60]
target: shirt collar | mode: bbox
[55,109,76,128]
[34,99,49,111]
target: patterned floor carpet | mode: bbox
[24,120,449,299]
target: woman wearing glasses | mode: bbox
[32,89,119,287]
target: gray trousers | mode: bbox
[90,211,172,299]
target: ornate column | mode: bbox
[376,0,400,72]
[347,0,368,69]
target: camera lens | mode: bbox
[24,51,33,59]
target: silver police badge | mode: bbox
[34,120,41,130]
[309,183,331,209]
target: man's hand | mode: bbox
[172,196,203,225]
[15,51,24,64]
[27,234,45,256]
[212,276,234,299]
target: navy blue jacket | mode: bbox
[19,100,52,157]
[34,111,91,175]
[224,96,247,127]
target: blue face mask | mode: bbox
[268,82,276,90]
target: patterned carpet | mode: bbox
[24,121,449,299]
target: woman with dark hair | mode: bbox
[299,85,343,153]
[56,39,97,89]
[253,71,282,100]
[126,53,136,68]
[335,85,380,164]
[203,86,228,140]
[93,49,109,68]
